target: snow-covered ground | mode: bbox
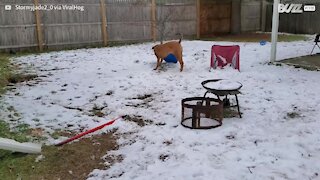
[1,40,320,180]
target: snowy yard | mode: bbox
[1,40,320,179]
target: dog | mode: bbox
[152,38,184,72]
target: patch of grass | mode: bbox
[0,121,30,144]
[0,131,119,180]
[0,53,38,94]
[123,115,153,127]
[223,108,240,118]
[200,33,307,42]
[89,104,106,117]
[51,130,76,140]
[7,73,37,84]
[0,120,31,159]
[0,54,11,93]
[277,34,307,42]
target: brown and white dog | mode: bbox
[152,38,184,72]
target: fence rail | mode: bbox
[0,0,197,51]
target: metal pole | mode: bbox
[270,0,280,63]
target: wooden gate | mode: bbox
[200,0,232,36]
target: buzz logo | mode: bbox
[278,4,303,13]
[278,4,316,13]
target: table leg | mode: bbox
[192,109,198,128]
[203,91,209,98]
[235,94,241,118]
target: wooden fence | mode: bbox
[241,0,261,32]
[265,2,320,34]
[0,0,197,51]
[0,0,275,52]
[200,0,232,35]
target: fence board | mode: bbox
[241,0,261,32]
[200,0,231,35]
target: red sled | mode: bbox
[210,45,240,71]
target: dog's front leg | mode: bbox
[154,57,161,70]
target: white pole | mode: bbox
[270,0,280,63]
[0,138,41,154]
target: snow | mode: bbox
[217,55,227,64]
[203,79,242,90]
[1,40,320,180]
[181,118,221,128]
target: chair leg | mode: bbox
[203,91,209,98]
[311,44,320,54]
[311,44,316,54]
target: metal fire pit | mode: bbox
[201,79,242,118]
[181,97,223,129]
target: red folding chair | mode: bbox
[210,45,240,71]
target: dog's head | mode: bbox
[152,45,158,50]
[151,45,160,55]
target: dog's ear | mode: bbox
[152,45,157,50]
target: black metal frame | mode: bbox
[202,79,242,118]
[181,97,223,129]
[311,34,320,54]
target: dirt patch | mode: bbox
[125,94,154,108]
[131,94,152,100]
[51,130,77,139]
[62,104,109,117]
[159,154,170,162]
[163,140,173,146]
[7,74,37,84]
[278,54,320,71]
[225,134,236,140]
[89,104,108,117]
[155,122,166,126]
[123,115,153,127]
[286,112,301,119]
[0,130,119,180]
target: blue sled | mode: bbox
[164,54,178,63]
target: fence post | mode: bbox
[231,0,241,34]
[196,0,200,39]
[151,0,157,42]
[33,0,43,51]
[261,0,267,32]
[100,0,108,46]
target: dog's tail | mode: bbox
[177,33,183,43]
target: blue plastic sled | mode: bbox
[164,54,178,63]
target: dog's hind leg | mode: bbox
[177,54,184,72]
